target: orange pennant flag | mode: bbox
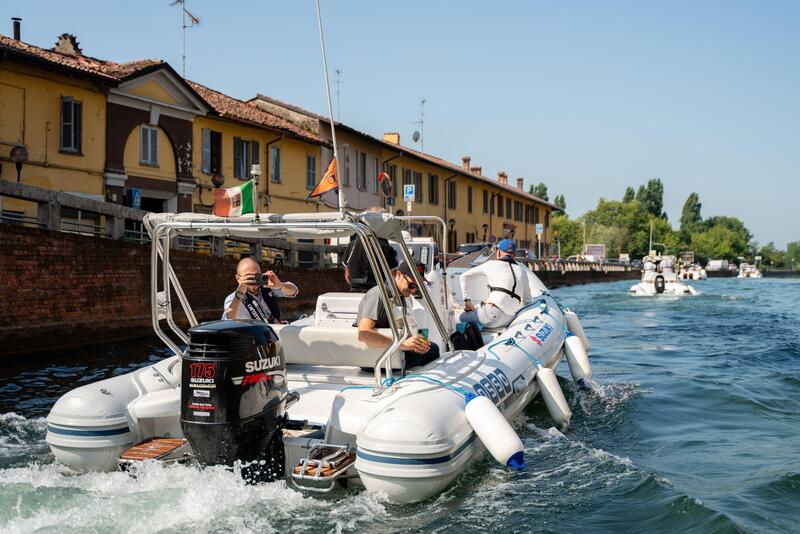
[307,158,338,200]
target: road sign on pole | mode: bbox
[403,184,415,202]
[535,223,543,235]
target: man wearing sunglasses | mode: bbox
[356,260,439,369]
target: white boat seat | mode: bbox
[272,323,404,369]
[314,292,366,328]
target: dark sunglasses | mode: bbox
[403,276,418,290]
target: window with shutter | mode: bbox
[270,145,280,182]
[201,128,211,173]
[483,190,489,214]
[341,145,350,186]
[468,186,473,213]
[428,174,439,205]
[252,140,260,168]
[371,157,379,193]
[306,154,317,189]
[506,198,512,219]
[414,172,423,202]
[210,131,222,174]
[233,137,241,178]
[497,195,504,217]
[60,97,82,153]
[234,137,252,179]
[140,125,158,165]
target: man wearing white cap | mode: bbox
[458,239,533,328]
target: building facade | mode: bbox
[1,25,555,255]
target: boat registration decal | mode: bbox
[472,369,513,405]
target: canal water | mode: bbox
[1,278,798,533]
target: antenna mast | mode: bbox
[411,98,426,152]
[315,0,344,213]
[171,0,200,77]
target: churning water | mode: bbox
[1,278,799,533]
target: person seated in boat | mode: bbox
[343,207,399,292]
[457,239,533,329]
[661,256,675,273]
[355,260,439,368]
[222,257,298,323]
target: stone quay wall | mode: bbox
[1,224,638,358]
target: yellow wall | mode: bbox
[126,80,178,105]
[123,125,177,181]
[379,149,553,252]
[191,116,330,215]
[0,62,107,216]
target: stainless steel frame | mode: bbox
[146,216,448,392]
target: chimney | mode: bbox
[516,177,524,190]
[497,171,508,185]
[12,17,21,41]
[462,156,471,170]
[53,34,83,56]
[470,166,482,175]
[383,132,400,145]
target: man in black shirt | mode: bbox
[343,234,398,292]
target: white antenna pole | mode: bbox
[181,1,186,77]
[420,100,424,152]
[649,219,653,253]
[315,0,344,213]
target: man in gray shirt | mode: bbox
[356,261,439,369]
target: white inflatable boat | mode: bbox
[46,211,593,504]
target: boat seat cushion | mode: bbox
[272,323,404,369]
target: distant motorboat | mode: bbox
[630,255,697,296]
[680,264,707,281]
[737,263,763,279]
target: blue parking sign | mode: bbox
[403,184,415,201]
[131,188,142,210]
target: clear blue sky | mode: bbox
[7,1,799,248]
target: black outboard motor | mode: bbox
[181,320,287,483]
[655,275,666,294]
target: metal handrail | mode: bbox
[394,215,452,318]
[146,218,450,392]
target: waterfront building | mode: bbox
[0,23,555,254]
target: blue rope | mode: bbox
[340,374,473,403]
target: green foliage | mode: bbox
[553,194,567,210]
[757,242,784,269]
[622,187,635,203]
[551,213,582,257]
[786,241,800,270]
[680,193,703,235]
[529,182,549,201]
[635,178,666,219]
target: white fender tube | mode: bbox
[564,309,590,352]
[535,366,572,428]
[464,395,525,470]
[564,333,593,385]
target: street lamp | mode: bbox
[10,145,29,182]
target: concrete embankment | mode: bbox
[1,224,637,358]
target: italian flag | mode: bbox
[213,180,255,217]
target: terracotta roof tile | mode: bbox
[188,81,321,144]
[250,95,554,208]
[0,34,160,81]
